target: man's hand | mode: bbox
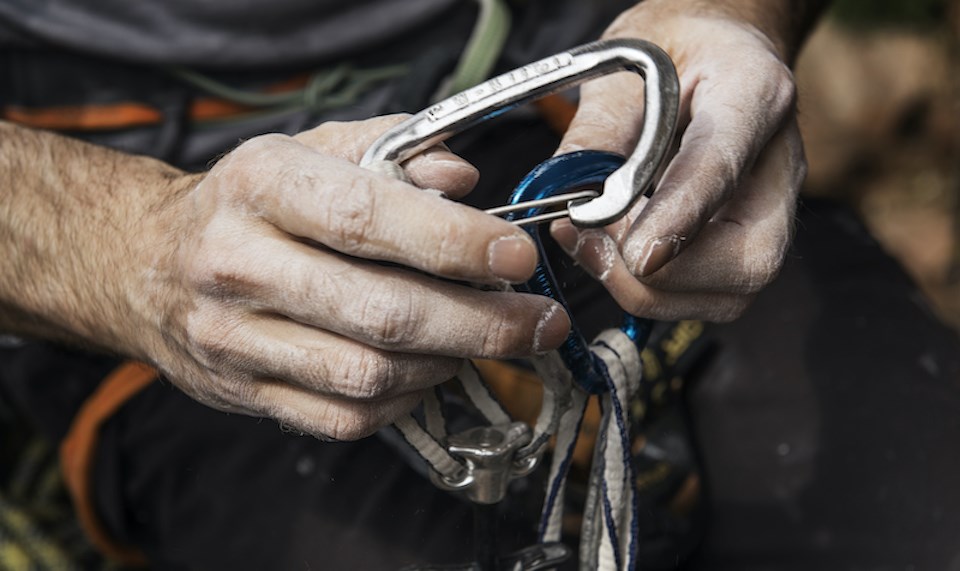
[0,117,570,440]
[551,0,822,321]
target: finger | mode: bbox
[294,115,408,160]
[222,134,535,283]
[294,116,479,198]
[628,120,805,293]
[557,72,648,156]
[620,58,797,277]
[182,308,460,402]
[255,379,425,441]
[192,232,571,358]
[550,224,752,321]
[552,121,804,295]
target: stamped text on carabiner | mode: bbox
[426,53,574,123]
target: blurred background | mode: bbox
[797,0,960,329]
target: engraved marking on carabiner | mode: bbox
[426,54,574,123]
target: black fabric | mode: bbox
[0,343,119,442]
[687,199,960,570]
[0,0,462,68]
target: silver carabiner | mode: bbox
[360,38,679,227]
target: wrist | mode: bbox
[636,0,828,64]
[123,170,201,367]
[0,121,196,362]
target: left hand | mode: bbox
[551,0,808,322]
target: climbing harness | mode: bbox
[363,38,679,570]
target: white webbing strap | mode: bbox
[541,329,643,571]
[394,361,514,484]
[538,387,589,543]
[591,329,642,570]
[458,361,513,426]
[394,413,466,483]
[521,351,575,460]
[392,331,643,570]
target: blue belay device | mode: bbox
[506,150,653,395]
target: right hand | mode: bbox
[133,116,570,440]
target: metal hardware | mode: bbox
[430,422,533,505]
[485,189,599,226]
[361,38,679,227]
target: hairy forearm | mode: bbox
[0,120,189,356]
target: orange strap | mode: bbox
[533,94,578,136]
[4,82,576,133]
[3,74,310,131]
[475,359,600,469]
[60,361,157,567]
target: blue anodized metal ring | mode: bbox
[506,150,653,394]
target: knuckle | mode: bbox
[708,145,742,200]
[794,150,810,188]
[323,175,378,251]
[326,408,381,441]
[624,294,658,318]
[744,252,784,293]
[180,366,259,417]
[217,374,261,409]
[183,303,248,370]
[185,241,259,299]
[308,121,345,139]
[235,133,290,159]
[357,288,420,349]
[741,228,791,294]
[428,217,469,276]
[769,62,798,112]
[477,299,531,357]
[344,351,396,401]
[220,135,288,181]
[478,314,510,357]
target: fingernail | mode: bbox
[431,156,479,178]
[552,224,619,281]
[420,151,480,178]
[533,303,570,354]
[487,235,536,282]
[577,231,618,281]
[638,236,682,277]
[417,152,479,195]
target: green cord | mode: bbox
[165,62,409,119]
[438,0,513,98]
[165,65,306,107]
[166,0,512,120]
